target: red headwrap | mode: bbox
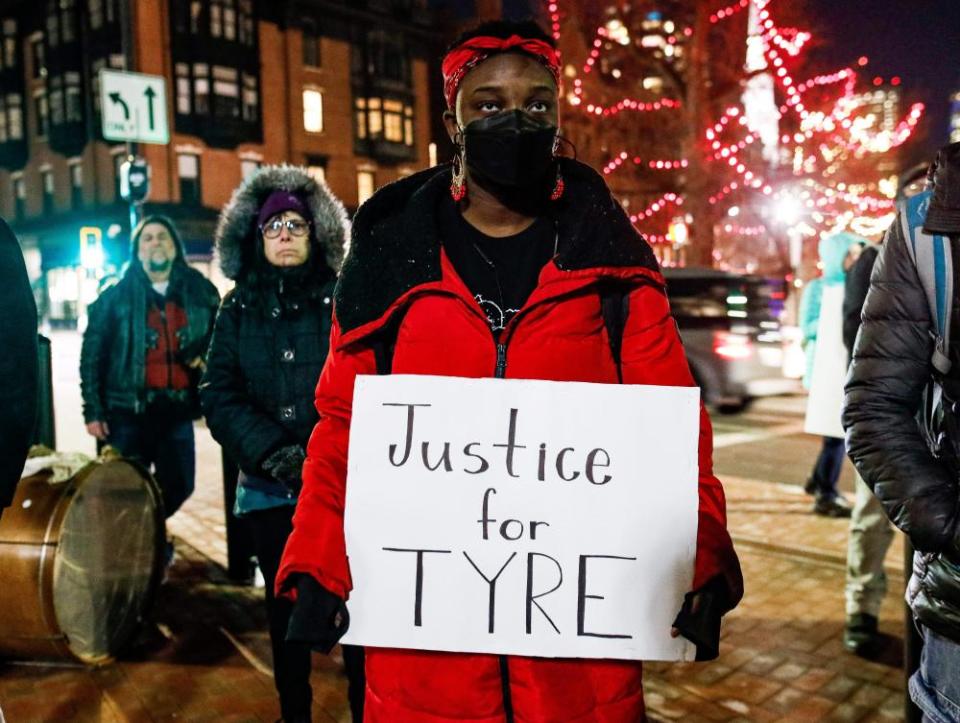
[441,35,562,110]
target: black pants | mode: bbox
[106,411,195,518]
[342,644,365,722]
[248,506,313,722]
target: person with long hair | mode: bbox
[277,21,743,722]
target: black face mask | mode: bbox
[462,110,558,207]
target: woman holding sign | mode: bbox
[278,20,743,722]
[200,165,349,723]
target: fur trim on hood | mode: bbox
[214,164,348,280]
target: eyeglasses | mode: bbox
[261,218,311,239]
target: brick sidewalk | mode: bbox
[0,462,910,722]
[642,475,907,722]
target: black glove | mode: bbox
[672,576,731,661]
[285,575,350,653]
[261,444,306,493]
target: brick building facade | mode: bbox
[0,0,441,324]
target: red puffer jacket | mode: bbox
[278,161,743,722]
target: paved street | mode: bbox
[0,331,910,721]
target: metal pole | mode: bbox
[119,0,139,232]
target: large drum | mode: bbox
[0,459,164,664]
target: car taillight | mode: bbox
[714,332,753,360]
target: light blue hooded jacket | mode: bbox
[799,232,864,388]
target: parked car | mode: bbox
[664,267,798,413]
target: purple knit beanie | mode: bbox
[257,190,310,228]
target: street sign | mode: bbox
[99,69,169,145]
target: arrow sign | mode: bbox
[109,92,130,120]
[99,69,169,144]
[144,86,156,130]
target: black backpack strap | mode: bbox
[600,284,631,382]
[370,310,406,376]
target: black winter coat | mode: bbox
[842,244,878,355]
[200,280,335,476]
[843,215,960,641]
[79,262,220,422]
[199,164,348,482]
[0,218,37,510]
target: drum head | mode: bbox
[52,460,163,664]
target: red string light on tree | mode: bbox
[628,193,683,223]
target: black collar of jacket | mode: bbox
[335,158,660,334]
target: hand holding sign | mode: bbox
[343,375,700,661]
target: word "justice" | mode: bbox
[383,403,614,485]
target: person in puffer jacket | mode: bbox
[843,142,960,722]
[200,165,349,723]
[276,19,744,723]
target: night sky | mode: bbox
[804,0,960,166]
[445,0,959,166]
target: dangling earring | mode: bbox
[451,144,467,202]
[550,135,565,201]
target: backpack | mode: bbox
[372,286,630,378]
[900,190,957,464]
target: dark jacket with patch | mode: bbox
[276,160,743,723]
[79,242,219,423]
[0,218,37,509]
[199,165,347,480]
[843,214,960,641]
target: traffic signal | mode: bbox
[79,226,104,270]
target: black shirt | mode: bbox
[438,196,556,335]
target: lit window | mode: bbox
[178,153,201,204]
[13,176,26,219]
[404,106,414,146]
[42,169,55,213]
[355,98,367,139]
[9,95,23,139]
[190,0,202,33]
[239,0,254,45]
[306,157,326,184]
[242,73,258,122]
[210,0,223,37]
[49,76,63,125]
[368,97,382,136]
[2,19,16,69]
[213,65,239,118]
[65,71,82,122]
[193,63,210,114]
[357,169,375,205]
[303,88,323,133]
[223,0,236,40]
[384,99,403,142]
[176,63,191,114]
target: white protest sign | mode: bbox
[342,375,700,661]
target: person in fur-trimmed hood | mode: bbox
[200,164,348,723]
[275,20,743,723]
